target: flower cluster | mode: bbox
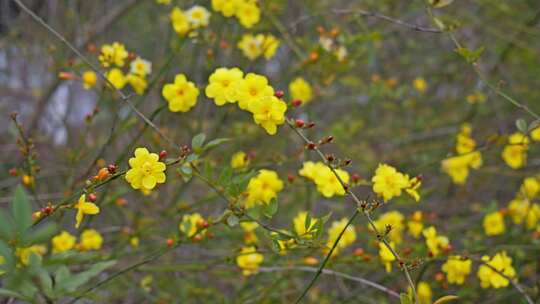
[170,5,210,36]
[125,147,167,193]
[442,256,472,285]
[407,211,424,238]
[507,176,540,231]
[477,251,516,288]
[243,169,284,208]
[371,163,421,202]
[441,124,482,184]
[99,42,152,94]
[212,0,260,28]
[179,213,206,238]
[422,226,449,256]
[502,132,529,169]
[299,161,350,198]
[237,34,280,60]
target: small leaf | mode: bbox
[226,215,239,227]
[218,167,233,186]
[0,288,28,300]
[516,118,527,133]
[191,133,206,152]
[455,46,484,63]
[0,209,14,240]
[12,185,32,234]
[433,295,459,304]
[304,213,312,232]
[204,138,231,151]
[263,198,278,218]
[185,153,199,163]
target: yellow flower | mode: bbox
[156,0,171,4]
[289,77,313,104]
[371,164,410,202]
[508,198,530,225]
[477,251,516,289]
[502,132,529,169]
[162,74,200,112]
[262,34,280,59]
[293,211,318,238]
[127,73,148,95]
[51,231,76,253]
[372,211,405,244]
[16,245,46,266]
[422,226,449,256]
[531,126,540,141]
[236,246,263,275]
[326,218,356,256]
[240,222,259,244]
[212,0,241,17]
[466,91,486,104]
[185,5,211,28]
[456,125,477,154]
[244,169,284,208]
[442,256,472,285]
[526,204,540,230]
[407,211,424,239]
[130,57,152,77]
[179,213,205,237]
[413,77,427,93]
[299,161,326,180]
[441,151,482,185]
[235,73,274,110]
[77,229,103,251]
[237,34,265,60]
[106,68,127,90]
[519,177,539,200]
[205,67,244,105]
[125,147,166,191]
[417,282,432,304]
[98,42,128,67]
[170,7,190,36]
[378,241,396,273]
[250,95,287,135]
[299,162,349,197]
[235,1,260,28]
[130,237,140,248]
[483,211,505,236]
[231,151,249,169]
[405,175,422,202]
[73,194,100,229]
[82,71,97,89]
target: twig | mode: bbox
[259,266,400,299]
[12,0,180,149]
[294,209,359,303]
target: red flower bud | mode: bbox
[274,90,284,98]
[294,119,305,128]
[107,164,117,174]
[292,99,302,107]
[159,150,167,161]
[9,168,18,176]
[166,238,174,247]
[87,193,97,202]
[306,142,317,150]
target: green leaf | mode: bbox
[218,166,233,186]
[0,288,28,300]
[57,260,116,293]
[185,153,199,163]
[191,133,206,152]
[455,46,484,63]
[263,198,278,218]
[304,212,312,232]
[0,209,14,240]
[0,240,15,270]
[20,222,58,246]
[12,185,33,234]
[246,205,262,220]
[203,138,231,151]
[516,118,527,133]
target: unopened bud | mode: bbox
[274,90,284,98]
[159,150,167,161]
[292,99,302,107]
[294,119,305,128]
[87,193,97,202]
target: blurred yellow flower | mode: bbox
[230,151,249,169]
[240,222,259,244]
[130,57,152,77]
[244,169,283,208]
[441,151,482,185]
[519,177,539,200]
[289,77,313,104]
[156,0,171,4]
[106,68,127,90]
[262,34,280,59]
[52,231,76,253]
[74,194,100,229]
[235,1,260,28]
[299,161,349,198]
[237,34,264,60]
[293,211,318,238]
[127,74,148,95]
[212,0,241,17]
[125,147,166,191]
[98,42,128,67]
[326,218,356,256]
[407,211,424,239]
[205,67,244,105]
[422,226,449,256]
[180,213,205,237]
[483,211,505,236]
[77,229,103,251]
[413,77,427,93]
[162,74,200,112]
[16,245,46,266]
[477,251,516,289]
[442,256,472,284]
[236,246,263,275]
[372,211,405,244]
[186,5,211,28]
[417,281,432,304]
[531,126,540,141]
[378,241,396,273]
[170,7,190,36]
[82,70,97,89]
[502,132,529,169]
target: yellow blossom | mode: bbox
[262,34,280,59]
[441,151,482,185]
[422,226,449,256]
[156,0,171,4]
[130,237,140,248]
[205,67,244,105]
[293,211,318,238]
[371,164,410,202]
[82,71,97,89]
[212,0,241,17]
[466,91,486,104]
[244,169,284,208]
[179,213,205,237]
[125,147,167,191]
[162,74,200,112]
[237,34,265,60]
[378,241,396,273]
[299,162,349,197]
[236,246,263,275]
[98,42,128,67]
[52,231,76,253]
[413,77,427,93]
[289,77,313,104]
[170,7,190,36]
[185,5,211,28]
[240,222,259,244]
[231,151,249,169]
[417,282,432,304]
[326,218,356,256]
[127,73,148,95]
[130,57,152,77]
[477,251,516,289]
[531,126,540,141]
[250,95,287,135]
[235,73,274,110]
[16,245,46,266]
[235,1,260,28]
[372,211,405,244]
[502,132,529,169]
[77,229,103,251]
[298,161,327,181]
[442,256,472,284]
[508,198,530,225]
[519,177,539,200]
[407,211,424,239]
[106,68,127,90]
[483,211,505,236]
[73,194,100,229]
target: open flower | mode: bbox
[289,77,313,104]
[170,7,190,36]
[74,194,100,229]
[162,74,199,112]
[371,164,410,202]
[77,229,103,251]
[235,1,260,28]
[235,73,274,110]
[236,246,264,275]
[98,42,129,67]
[52,231,76,253]
[477,251,516,288]
[185,5,211,28]
[125,147,166,191]
[442,256,472,285]
[249,95,287,135]
[205,67,244,105]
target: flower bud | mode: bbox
[294,119,305,128]
[96,168,110,181]
[87,193,97,202]
[9,168,18,176]
[274,90,284,98]
[166,238,174,247]
[107,164,117,174]
[159,150,167,161]
[292,99,302,107]
[306,142,316,150]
